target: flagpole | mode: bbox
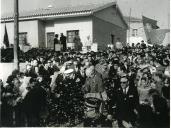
[0,20,6,63]
[115,0,117,16]
[14,0,19,70]
[168,13,170,46]
[4,19,6,25]
[128,8,132,44]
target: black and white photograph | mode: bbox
[0,0,170,127]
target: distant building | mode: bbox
[0,2,128,50]
[124,16,146,45]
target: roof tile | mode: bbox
[1,2,115,20]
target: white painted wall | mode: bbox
[45,17,93,47]
[127,22,147,43]
[1,17,92,48]
[163,32,170,46]
[0,20,39,48]
[20,20,39,47]
[0,63,26,83]
[45,21,55,33]
[54,17,93,46]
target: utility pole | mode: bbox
[167,13,170,47]
[14,0,19,70]
[128,8,132,44]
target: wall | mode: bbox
[45,20,55,48]
[93,16,127,50]
[127,22,170,46]
[94,6,127,29]
[127,21,147,44]
[0,20,39,48]
[45,17,93,47]
[0,63,26,83]
[38,20,46,48]
[45,20,55,33]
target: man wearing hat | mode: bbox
[64,68,77,124]
[83,97,102,127]
[82,66,109,124]
[84,96,113,127]
[53,68,76,124]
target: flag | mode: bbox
[146,29,170,45]
[3,24,9,48]
[142,16,159,29]
[142,15,169,44]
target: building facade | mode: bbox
[1,2,128,51]
[124,16,147,45]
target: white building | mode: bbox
[124,16,170,46]
[0,2,128,51]
[124,16,147,46]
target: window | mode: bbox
[132,29,138,37]
[67,30,79,43]
[19,32,27,45]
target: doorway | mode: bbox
[47,32,55,49]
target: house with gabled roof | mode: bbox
[0,2,128,50]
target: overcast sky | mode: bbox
[0,0,170,29]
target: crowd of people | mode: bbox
[0,42,170,127]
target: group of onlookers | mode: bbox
[0,43,170,127]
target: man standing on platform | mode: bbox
[60,33,67,52]
[54,34,60,51]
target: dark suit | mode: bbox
[108,66,117,78]
[60,35,67,51]
[152,94,169,127]
[40,68,51,84]
[115,85,139,124]
[25,67,37,78]
[23,84,47,126]
[54,37,60,44]
[54,37,60,51]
